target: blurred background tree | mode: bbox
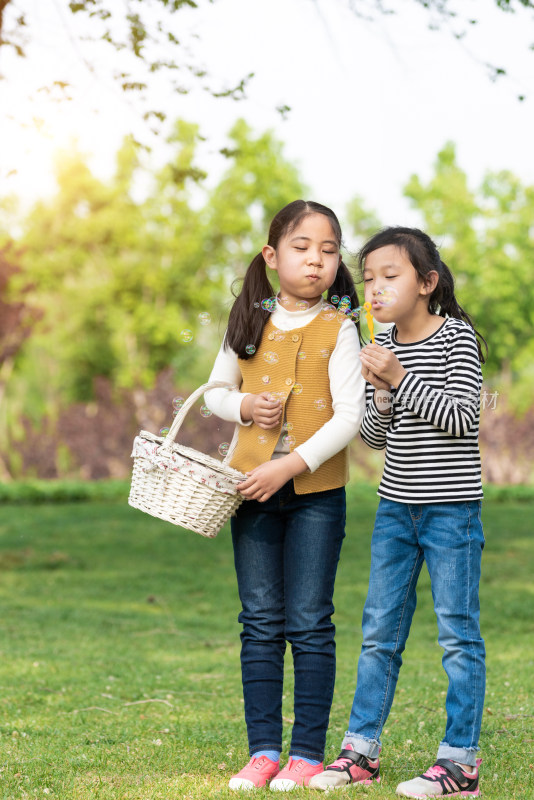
[0,244,42,479]
[403,143,534,398]
[0,118,307,479]
[1,126,533,482]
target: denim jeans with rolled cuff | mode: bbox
[343,498,485,768]
[231,480,346,762]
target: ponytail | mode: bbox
[224,253,275,359]
[432,259,488,364]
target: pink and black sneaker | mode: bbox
[308,744,380,791]
[396,758,482,798]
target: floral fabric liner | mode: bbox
[131,435,241,496]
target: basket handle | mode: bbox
[158,380,238,450]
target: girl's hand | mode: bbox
[360,344,407,388]
[237,452,308,503]
[241,392,282,429]
[360,361,391,391]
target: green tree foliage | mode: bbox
[404,142,534,385]
[17,119,306,409]
[0,245,42,478]
[206,119,306,273]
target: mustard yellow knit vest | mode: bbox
[229,310,349,494]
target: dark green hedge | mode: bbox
[0,479,532,505]
[0,480,130,504]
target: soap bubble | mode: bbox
[180,329,193,343]
[273,329,285,342]
[339,295,351,307]
[283,421,294,432]
[376,286,399,307]
[263,351,279,365]
[283,434,296,448]
[291,383,303,395]
[351,307,362,322]
[314,398,327,411]
[296,300,309,311]
[262,375,270,384]
[172,396,184,411]
[200,405,212,418]
[319,348,330,358]
[258,434,268,445]
[279,295,290,306]
[253,302,260,308]
[320,305,336,322]
[218,442,230,457]
[261,297,277,312]
[245,344,256,355]
[331,295,340,305]
[269,391,286,403]
[297,351,306,361]
[159,427,170,436]
[198,312,211,326]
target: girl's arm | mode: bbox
[237,452,308,502]
[204,340,251,424]
[359,383,394,450]
[208,321,364,501]
[204,340,281,429]
[361,326,482,438]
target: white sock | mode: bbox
[453,761,475,774]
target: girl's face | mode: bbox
[262,213,341,310]
[362,245,437,324]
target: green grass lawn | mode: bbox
[0,485,532,799]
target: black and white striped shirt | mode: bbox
[360,317,483,503]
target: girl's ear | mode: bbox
[262,244,277,271]
[420,269,439,295]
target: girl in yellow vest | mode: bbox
[204,200,366,791]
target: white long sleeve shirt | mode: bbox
[204,298,366,473]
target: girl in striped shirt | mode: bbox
[310,227,488,798]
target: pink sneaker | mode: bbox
[228,755,280,790]
[270,757,324,791]
[308,744,380,791]
[396,758,482,797]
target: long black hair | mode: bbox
[224,200,359,359]
[358,226,488,364]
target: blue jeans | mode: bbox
[344,499,485,767]
[231,481,346,761]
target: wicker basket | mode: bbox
[128,381,246,538]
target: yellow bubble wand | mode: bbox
[363,301,375,343]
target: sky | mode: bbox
[1,0,534,233]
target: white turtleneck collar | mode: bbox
[269,296,326,331]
